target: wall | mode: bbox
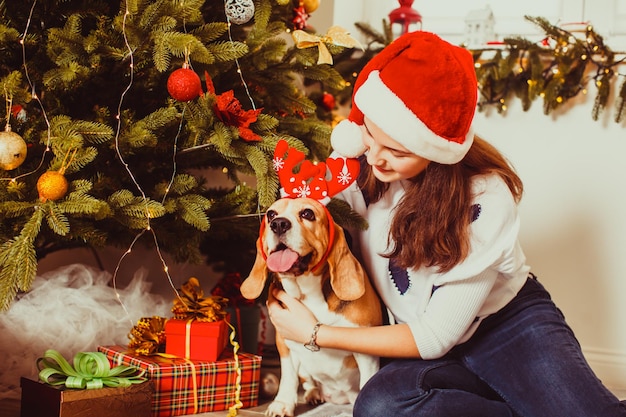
[317,0,626,389]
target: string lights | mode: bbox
[1,0,52,184]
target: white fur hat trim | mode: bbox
[355,71,473,165]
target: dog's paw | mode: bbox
[265,400,295,417]
[304,387,324,405]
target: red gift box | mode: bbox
[98,345,261,417]
[165,318,229,361]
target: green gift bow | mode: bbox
[37,349,146,389]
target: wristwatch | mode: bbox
[304,322,322,352]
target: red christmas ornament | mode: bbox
[321,92,335,111]
[167,67,203,102]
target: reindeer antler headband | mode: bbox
[272,139,360,204]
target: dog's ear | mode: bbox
[327,223,366,301]
[240,237,269,300]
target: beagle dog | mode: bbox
[241,197,382,417]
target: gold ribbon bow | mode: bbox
[172,277,229,322]
[292,26,363,65]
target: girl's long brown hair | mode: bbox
[358,136,523,273]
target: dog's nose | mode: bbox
[270,217,291,235]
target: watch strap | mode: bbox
[304,322,322,352]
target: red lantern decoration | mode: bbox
[389,0,422,37]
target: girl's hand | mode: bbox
[266,288,318,344]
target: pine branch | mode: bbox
[176,194,211,231]
[44,203,70,236]
[107,190,166,227]
[327,198,368,231]
[245,144,275,208]
[0,209,41,311]
[615,78,626,123]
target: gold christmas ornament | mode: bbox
[0,128,27,171]
[302,0,320,13]
[37,170,69,202]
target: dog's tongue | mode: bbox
[267,248,299,272]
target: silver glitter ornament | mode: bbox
[225,0,255,25]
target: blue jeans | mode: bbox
[354,277,626,417]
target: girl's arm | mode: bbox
[267,288,421,358]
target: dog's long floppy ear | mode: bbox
[240,237,269,300]
[327,223,366,301]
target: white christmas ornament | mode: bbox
[225,0,255,25]
[0,128,27,171]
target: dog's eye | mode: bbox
[266,210,277,221]
[300,208,315,221]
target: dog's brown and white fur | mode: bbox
[241,197,382,417]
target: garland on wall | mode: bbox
[335,16,626,123]
[470,16,626,122]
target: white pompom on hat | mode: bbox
[331,31,478,165]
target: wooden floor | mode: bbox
[4,389,626,417]
[5,343,625,417]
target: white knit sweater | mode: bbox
[337,173,530,359]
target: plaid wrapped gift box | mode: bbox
[98,345,261,417]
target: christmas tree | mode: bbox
[0,0,359,310]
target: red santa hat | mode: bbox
[331,31,477,164]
